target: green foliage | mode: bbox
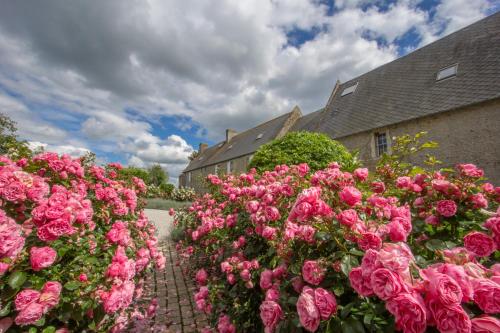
[249,131,358,173]
[119,166,150,184]
[145,198,191,210]
[0,112,32,159]
[148,164,168,186]
[159,182,175,195]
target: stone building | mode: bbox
[180,12,500,191]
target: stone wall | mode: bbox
[180,154,253,193]
[335,100,500,184]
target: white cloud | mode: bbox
[0,0,495,182]
[28,141,90,157]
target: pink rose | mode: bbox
[349,267,374,297]
[472,278,500,314]
[370,268,408,301]
[260,269,273,290]
[14,302,44,326]
[377,243,414,276]
[100,281,135,313]
[471,316,500,333]
[302,260,325,286]
[422,269,462,306]
[458,163,484,178]
[264,206,281,221]
[262,226,277,240]
[196,269,208,286]
[259,300,283,330]
[79,273,88,282]
[470,193,488,209]
[291,276,305,293]
[30,246,57,271]
[240,269,251,281]
[37,218,75,241]
[435,264,473,302]
[425,215,440,225]
[385,293,427,333]
[337,209,358,227]
[370,181,385,193]
[339,186,362,206]
[39,281,62,310]
[296,287,320,332]
[358,232,382,251]
[15,289,41,311]
[396,176,412,189]
[464,232,496,257]
[432,304,471,333]
[436,200,457,217]
[353,168,368,181]
[313,288,336,319]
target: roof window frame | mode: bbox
[436,63,458,82]
[341,82,358,97]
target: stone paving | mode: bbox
[143,209,209,333]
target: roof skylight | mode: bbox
[436,64,458,81]
[227,145,233,150]
[218,143,224,148]
[341,83,358,96]
[256,133,263,139]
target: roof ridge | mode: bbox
[225,110,294,141]
[338,11,500,87]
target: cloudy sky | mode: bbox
[0,0,499,183]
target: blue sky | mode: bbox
[0,0,499,183]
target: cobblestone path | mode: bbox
[143,209,208,333]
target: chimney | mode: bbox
[199,143,208,153]
[225,129,238,142]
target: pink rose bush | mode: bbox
[172,150,499,333]
[0,153,164,332]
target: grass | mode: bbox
[145,198,191,210]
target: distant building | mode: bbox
[180,12,500,192]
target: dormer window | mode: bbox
[436,64,458,81]
[341,82,358,96]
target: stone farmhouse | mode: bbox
[180,12,500,192]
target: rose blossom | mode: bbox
[353,168,368,181]
[302,260,325,286]
[472,278,500,314]
[30,246,57,271]
[15,289,41,311]
[471,316,500,333]
[463,231,496,257]
[296,287,320,332]
[432,304,471,333]
[436,200,457,217]
[349,267,374,297]
[260,269,273,290]
[15,302,45,326]
[39,281,62,310]
[259,300,283,331]
[337,209,358,227]
[385,293,427,333]
[458,163,484,178]
[423,269,462,306]
[370,268,408,300]
[313,288,336,319]
[339,186,362,206]
[196,269,208,285]
[358,232,382,251]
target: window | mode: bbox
[256,133,263,140]
[226,161,233,173]
[188,172,192,182]
[215,164,219,174]
[375,132,388,157]
[341,82,358,96]
[436,64,458,81]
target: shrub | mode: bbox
[171,187,196,202]
[173,156,499,332]
[0,153,165,332]
[248,131,357,173]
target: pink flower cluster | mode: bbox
[351,241,500,333]
[220,254,259,288]
[14,282,62,326]
[297,286,337,332]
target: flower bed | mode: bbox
[173,161,500,333]
[0,153,165,332]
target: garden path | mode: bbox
[143,209,208,333]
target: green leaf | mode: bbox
[333,285,344,297]
[363,313,373,326]
[340,255,353,276]
[8,271,27,289]
[29,328,37,333]
[341,317,366,333]
[34,317,45,327]
[315,231,331,241]
[349,248,364,256]
[64,281,80,291]
[42,326,56,333]
[425,239,445,251]
[0,301,11,317]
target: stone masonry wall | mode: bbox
[336,100,500,184]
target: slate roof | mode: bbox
[316,11,500,139]
[183,111,296,172]
[290,108,325,132]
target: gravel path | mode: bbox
[145,208,174,240]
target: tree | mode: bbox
[188,150,199,161]
[248,131,358,173]
[119,166,150,184]
[148,164,168,186]
[0,112,31,158]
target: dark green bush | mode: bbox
[248,131,357,173]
